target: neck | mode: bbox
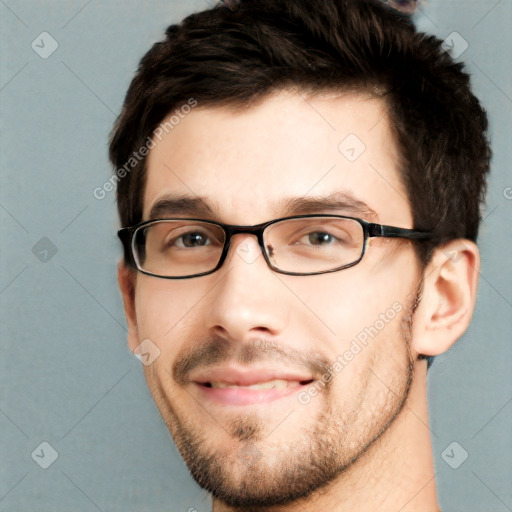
[212,361,440,512]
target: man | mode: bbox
[110,0,490,510]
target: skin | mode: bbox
[118,90,480,511]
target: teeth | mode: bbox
[209,379,300,390]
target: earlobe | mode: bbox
[411,239,480,357]
[117,262,140,352]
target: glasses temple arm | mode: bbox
[367,223,432,240]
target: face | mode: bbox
[127,90,423,507]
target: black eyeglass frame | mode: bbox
[117,214,432,279]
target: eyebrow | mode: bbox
[278,193,378,220]
[148,192,378,222]
[149,194,219,220]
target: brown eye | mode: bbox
[178,232,210,248]
[308,232,333,246]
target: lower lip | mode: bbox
[194,382,310,406]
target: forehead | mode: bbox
[143,90,412,226]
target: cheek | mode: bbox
[284,266,411,341]
[134,279,202,352]
[281,249,418,379]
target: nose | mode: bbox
[205,233,290,343]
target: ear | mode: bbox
[118,262,140,352]
[411,239,480,357]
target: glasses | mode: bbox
[117,215,431,279]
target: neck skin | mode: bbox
[212,361,440,512]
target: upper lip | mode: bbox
[192,365,315,386]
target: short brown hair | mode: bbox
[109,0,491,266]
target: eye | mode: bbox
[172,231,212,248]
[277,220,355,249]
[297,229,351,247]
[305,232,338,246]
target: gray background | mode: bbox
[1,1,511,511]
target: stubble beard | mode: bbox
[150,289,420,510]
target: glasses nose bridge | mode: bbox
[224,223,267,252]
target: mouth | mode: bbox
[192,367,315,406]
[201,378,314,390]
